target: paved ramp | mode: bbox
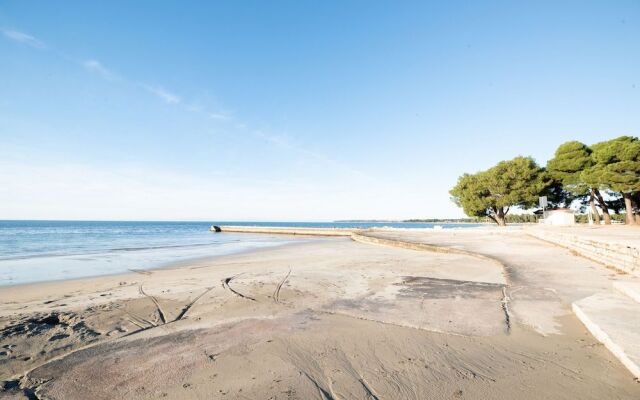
[573,283,640,379]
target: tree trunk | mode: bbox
[589,190,601,224]
[593,188,611,225]
[495,207,507,226]
[633,198,640,225]
[623,193,636,225]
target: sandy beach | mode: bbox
[1,228,639,399]
[4,1,639,398]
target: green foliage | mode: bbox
[546,141,592,195]
[463,214,541,224]
[488,157,549,207]
[449,171,493,219]
[585,136,640,194]
[504,214,540,223]
[540,171,577,209]
[575,213,627,224]
[449,156,549,224]
[450,136,640,225]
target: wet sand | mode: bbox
[1,231,639,399]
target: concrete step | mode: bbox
[614,281,640,303]
[572,292,640,379]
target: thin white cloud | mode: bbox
[142,85,181,104]
[2,29,368,186]
[2,29,45,48]
[82,59,118,80]
[254,130,292,149]
[208,112,229,120]
[186,104,204,112]
[186,104,229,120]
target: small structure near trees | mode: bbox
[541,209,576,226]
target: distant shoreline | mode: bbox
[335,219,492,224]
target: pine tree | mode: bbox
[450,157,549,226]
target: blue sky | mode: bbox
[1,1,639,220]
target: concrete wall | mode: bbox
[527,229,640,277]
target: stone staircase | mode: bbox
[572,282,640,379]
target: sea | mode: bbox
[0,220,482,286]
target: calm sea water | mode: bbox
[0,220,481,286]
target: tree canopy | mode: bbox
[547,140,612,223]
[587,136,640,193]
[546,141,592,195]
[450,156,549,226]
[451,136,640,225]
[585,136,640,224]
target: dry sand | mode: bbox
[1,231,639,399]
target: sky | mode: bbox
[1,1,639,221]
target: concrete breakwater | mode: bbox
[216,225,355,236]
[217,225,488,256]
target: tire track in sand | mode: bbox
[273,268,292,304]
[138,284,167,324]
[221,274,257,301]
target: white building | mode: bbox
[541,209,575,226]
